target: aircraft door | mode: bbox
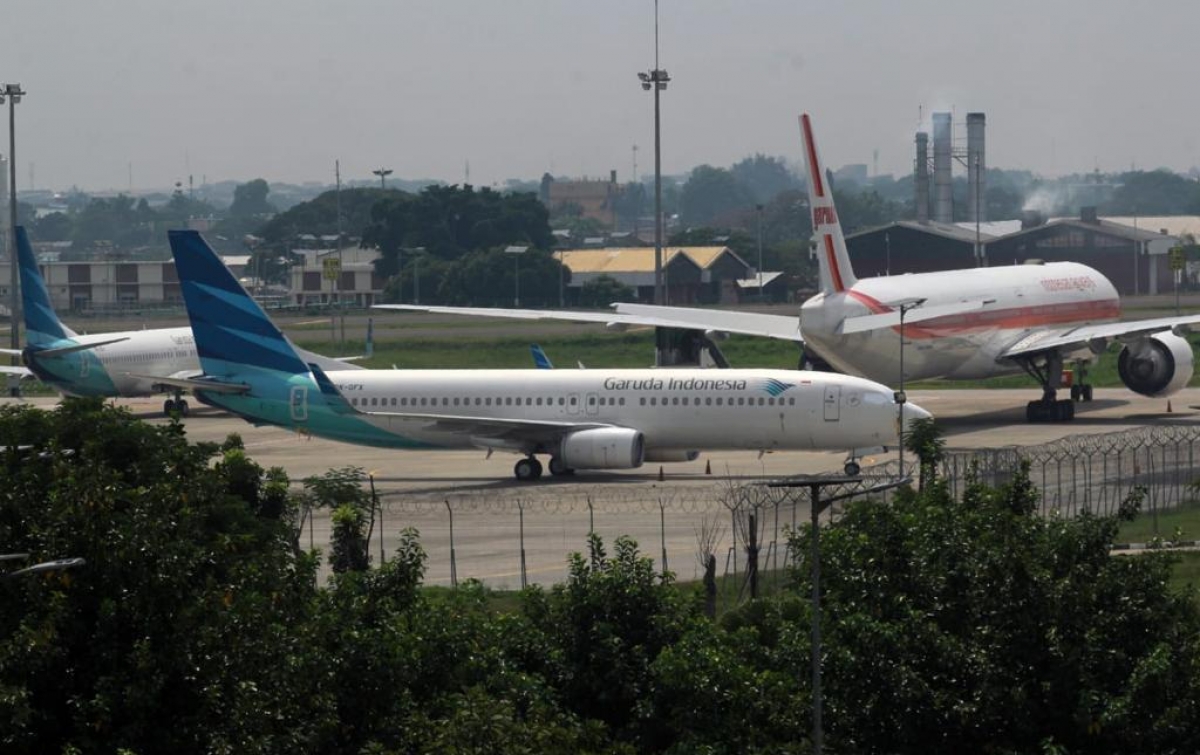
[290,385,308,422]
[567,393,581,415]
[823,385,841,421]
[585,392,600,416]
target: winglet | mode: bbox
[800,114,857,294]
[16,226,75,344]
[168,229,309,377]
[531,343,554,369]
[308,362,359,415]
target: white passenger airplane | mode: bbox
[166,229,930,480]
[0,226,360,414]
[377,114,1200,423]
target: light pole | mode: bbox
[896,298,926,478]
[638,0,670,305]
[755,203,765,299]
[2,83,24,396]
[505,245,528,307]
[557,249,565,308]
[373,168,393,190]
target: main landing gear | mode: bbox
[514,455,577,481]
[163,391,189,417]
[1017,353,1093,423]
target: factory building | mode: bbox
[557,246,751,304]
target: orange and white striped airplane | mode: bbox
[379,114,1200,423]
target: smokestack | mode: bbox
[966,112,986,224]
[932,112,953,223]
[915,132,930,223]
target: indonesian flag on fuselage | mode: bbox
[800,114,858,295]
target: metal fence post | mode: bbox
[445,499,457,588]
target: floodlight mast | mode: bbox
[372,168,393,190]
[638,0,670,305]
[1,83,24,396]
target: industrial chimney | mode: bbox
[932,112,953,223]
[914,132,930,223]
[966,112,986,224]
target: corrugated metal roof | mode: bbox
[847,220,999,244]
[1069,216,1200,241]
[558,246,744,274]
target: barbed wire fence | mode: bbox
[334,425,1200,608]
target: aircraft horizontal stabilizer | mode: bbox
[308,363,358,416]
[30,336,131,359]
[0,365,33,378]
[130,374,251,395]
[838,300,991,335]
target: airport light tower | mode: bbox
[638,0,669,305]
[2,83,24,396]
[373,168,393,190]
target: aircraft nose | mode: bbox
[900,401,932,428]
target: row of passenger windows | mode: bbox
[346,394,798,408]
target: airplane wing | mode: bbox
[838,299,993,335]
[999,314,1200,362]
[612,303,805,341]
[308,362,614,446]
[375,303,807,342]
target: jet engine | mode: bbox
[1117,332,1195,397]
[643,449,700,463]
[559,427,645,470]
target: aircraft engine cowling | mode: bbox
[559,427,645,470]
[1117,332,1195,397]
[643,449,700,463]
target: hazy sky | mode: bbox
[4,0,1199,193]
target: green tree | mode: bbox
[787,464,1200,754]
[1106,170,1200,215]
[0,399,325,753]
[438,246,566,307]
[730,153,800,205]
[679,165,755,228]
[228,178,276,217]
[578,274,634,307]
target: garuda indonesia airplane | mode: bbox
[166,229,930,480]
[0,226,360,414]
[376,113,1200,423]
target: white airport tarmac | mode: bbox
[5,387,1199,587]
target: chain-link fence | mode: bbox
[329,425,1200,600]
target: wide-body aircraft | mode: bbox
[0,226,359,414]
[378,114,1200,423]
[167,229,930,480]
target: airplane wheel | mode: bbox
[179,399,189,417]
[548,456,574,476]
[514,457,543,481]
[843,460,861,476]
[1082,385,1094,402]
[164,399,176,415]
[1070,385,1083,402]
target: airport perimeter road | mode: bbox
[5,387,1198,587]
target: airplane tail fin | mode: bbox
[16,226,77,344]
[800,114,857,294]
[531,343,554,369]
[167,229,310,378]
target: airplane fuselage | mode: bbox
[801,262,1121,383]
[201,367,917,455]
[26,327,199,398]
